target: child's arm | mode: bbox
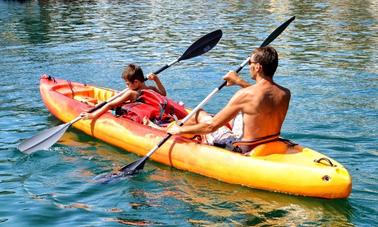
[81,90,138,120]
[147,73,167,96]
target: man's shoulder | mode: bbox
[273,83,291,102]
[277,84,291,96]
[241,82,266,94]
[235,85,256,96]
[232,86,261,103]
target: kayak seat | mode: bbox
[249,141,289,156]
[93,87,116,102]
[236,139,299,157]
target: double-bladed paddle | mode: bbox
[18,29,223,154]
[116,16,295,177]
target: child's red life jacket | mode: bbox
[118,89,188,125]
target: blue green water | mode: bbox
[1,0,377,226]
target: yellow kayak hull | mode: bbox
[40,75,352,199]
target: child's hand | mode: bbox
[147,73,158,81]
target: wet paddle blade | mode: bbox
[119,134,172,175]
[260,16,295,48]
[93,158,147,183]
[119,157,147,174]
[18,122,72,154]
[94,171,133,184]
[178,29,222,61]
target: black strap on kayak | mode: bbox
[231,132,281,154]
[278,138,298,147]
[232,132,280,146]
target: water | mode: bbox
[1,0,377,226]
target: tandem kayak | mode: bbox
[39,75,352,199]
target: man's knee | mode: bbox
[188,109,210,124]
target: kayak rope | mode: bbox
[314,157,336,167]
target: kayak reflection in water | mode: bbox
[80,63,167,120]
[168,46,291,155]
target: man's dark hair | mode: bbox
[252,46,278,77]
[122,64,145,82]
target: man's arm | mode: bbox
[223,71,251,88]
[168,91,243,135]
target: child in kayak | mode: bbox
[80,63,166,120]
[168,46,291,154]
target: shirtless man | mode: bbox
[81,63,166,120]
[168,46,291,153]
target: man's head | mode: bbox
[122,64,145,90]
[249,46,278,79]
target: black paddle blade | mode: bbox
[93,157,147,183]
[178,29,222,61]
[18,122,71,154]
[260,16,295,48]
[119,156,147,174]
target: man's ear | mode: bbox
[255,63,263,72]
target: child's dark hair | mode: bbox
[122,64,144,82]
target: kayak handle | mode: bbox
[314,157,336,167]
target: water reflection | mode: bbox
[146,167,354,226]
[18,136,355,226]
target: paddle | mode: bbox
[18,29,223,155]
[117,16,295,176]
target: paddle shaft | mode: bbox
[144,59,179,81]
